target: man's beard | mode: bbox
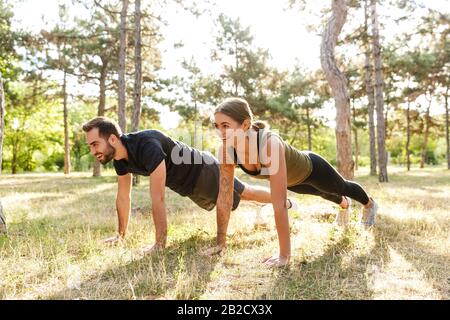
[97,143,116,165]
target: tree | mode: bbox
[40,24,73,174]
[4,78,63,173]
[118,0,129,132]
[273,68,326,150]
[420,70,437,169]
[0,0,19,82]
[0,0,20,172]
[130,0,142,186]
[370,0,388,182]
[0,75,4,174]
[131,0,142,133]
[211,14,273,115]
[346,64,368,171]
[74,0,163,176]
[430,12,450,169]
[403,85,422,171]
[320,0,354,180]
[0,199,5,234]
[49,4,72,175]
[69,3,121,176]
[445,84,450,169]
[364,0,377,176]
[177,58,208,147]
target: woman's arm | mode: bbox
[264,136,291,267]
[202,145,235,256]
[216,162,235,247]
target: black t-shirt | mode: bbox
[113,130,207,196]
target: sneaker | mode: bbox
[0,201,6,235]
[254,199,299,227]
[360,198,378,227]
[254,204,271,227]
[335,196,352,226]
[287,198,299,212]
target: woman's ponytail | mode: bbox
[251,120,269,131]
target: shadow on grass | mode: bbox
[0,174,117,194]
[254,224,390,300]
[373,214,450,298]
[256,211,449,299]
[47,234,222,300]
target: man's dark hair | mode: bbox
[82,117,123,140]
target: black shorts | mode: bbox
[188,152,245,211]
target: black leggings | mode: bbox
[287,152,370,205]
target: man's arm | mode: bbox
[149,160,167,249]
[104,173,132,245]
[116,173,132,237]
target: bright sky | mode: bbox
[11,0,450,129]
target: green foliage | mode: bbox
[1,1,449,174]
[43,152,65,171]
[3,80,63,173]
[0,0,20,82]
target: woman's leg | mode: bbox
[287,183,343,205]
[302,152,371,206]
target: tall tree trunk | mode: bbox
[445,85,449,169]
[351,100,359,171]
[384,104,389,138]
[93,61,108,177]
[306,106,312,151]
[320,0,354,180]
[406,100,411,171]
[0,75,5,174]
[0,199,5,234]
[420,95,432,168]
[11,139,17,174]
[289,124,300,146]
[371,0,388,182]
[131,0,142,133]
[364,0,377,176]
[234,39,239,96]
[132,0,142,186]
[193,99,198,147]
[63,70,70,175]
[118,0,129,133]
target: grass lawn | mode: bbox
[0,166,449,300]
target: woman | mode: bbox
[212,97,378,267]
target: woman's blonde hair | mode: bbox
[214,97,269,131]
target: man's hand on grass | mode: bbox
[139,243,164,255]
[261,254,290,268]
[200,244,226,257]
[102,234,124,246]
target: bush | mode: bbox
[43,152,65,172]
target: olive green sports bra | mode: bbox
[233,129,312,187]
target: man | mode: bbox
[82,117,292,254]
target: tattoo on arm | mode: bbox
[216,164,234,246]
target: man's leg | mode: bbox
[240,183,271,203]
[237,179,293,209]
